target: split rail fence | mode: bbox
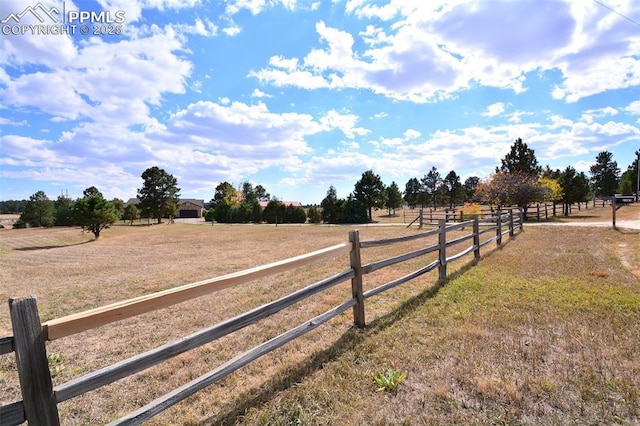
[407,199,611,225]
[1,210,523,425]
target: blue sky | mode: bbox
[1,0,639,205]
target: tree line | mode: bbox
[204,181,307,224]
[317,138,638,223]
[10,166,184,238]
[8,166,311,235]
[4,141,638,231]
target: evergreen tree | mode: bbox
[559,167,591,216]
[0,200,28,214]
[321,185,341,223]
[498,138,541,177]
[111,198,125,220]
[123,204,140,225]
[421,167,441,209]
[72,186,119,239]
[442,170,463,208]
[354,170,385,221]
[340,195,368,223]
[403,177,421,209]
[240,182,257,203]
[385,181,403,215]
[283,204,306,223]
[20,190,55,227]
[137,166,180,223]
[254,185,271,202]
[463,176,480,201]
[262,200,285,224]
[54,195,74,226]
[211,181,237,223]
[618,159,638,196]
[589,151,620,197]
[307,206,322,224]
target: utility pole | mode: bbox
[636,149,640,203]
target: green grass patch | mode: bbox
[237,227,640,425]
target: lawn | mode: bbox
[0,205,639,424]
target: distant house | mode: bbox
[176,199,205,218]
[258,201,302,208]
[124,198,205,218]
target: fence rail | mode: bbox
[405,199,612,225]
[1,211,523,426]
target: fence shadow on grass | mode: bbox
[205,236,516,425]
[366,232,516,335]
[13,240,94,251]
[616,227,640,235]
[202,333,363,425]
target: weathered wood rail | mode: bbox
[0,211,522,425]
[407,199,611,225]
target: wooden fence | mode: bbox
[406,199,612,225]
[0,211,523,425]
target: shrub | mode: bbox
[461,202,483,220]
[307,206,322,223]
[204,208,215,222]
[283,205,306,223]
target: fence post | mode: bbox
[9,296,60,426]
[519,209,524,229]
[536,204,540,221]
[472,215,480,260]
[612,197,617,229]
[349,230,365,328]
[496,209,502,247]
[509,209,515,237]
[438,219,447,281]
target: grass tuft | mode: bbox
[373,368,407,393]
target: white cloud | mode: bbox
[549,1,640,102]
[223,25,241,36]
[97,0,203,23]
[359,25,391,46]
[251,17,468,102]
[171,18,218,36]
[507,111,532,124]
[0,0,78,67]
[225,0,268,16]
[269,55,299,71]
[250,1,640,104]
[319,110,369,139]
[251,88,272,98]
[625,101,640,115]
[403,129,421,139]
[1,26,192,125]
[548,114,573,129]
[0,117,28,126]
[483,102,507,117]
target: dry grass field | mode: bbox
[1,204,639,425]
